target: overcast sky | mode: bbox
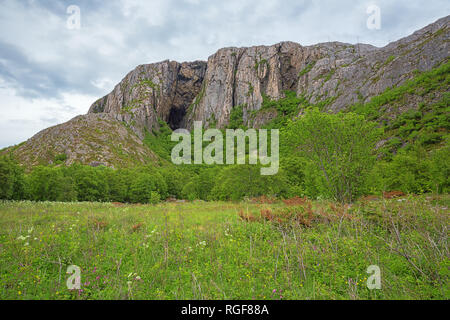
[0,0,449,148]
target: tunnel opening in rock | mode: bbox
[168,107,186,130]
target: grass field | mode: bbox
[0,195,448,300]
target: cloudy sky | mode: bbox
[0,0,449,148]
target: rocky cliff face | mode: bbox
[186,41,322,128]
[89,60,207,138]
[89,15,449,133]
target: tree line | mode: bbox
[1,108,448,204]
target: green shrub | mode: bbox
[284,109,382,202]
[227,104,246,130]
[54,153,67,164]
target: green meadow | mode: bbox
[0,195,448,300]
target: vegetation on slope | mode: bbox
[352,60,449,157]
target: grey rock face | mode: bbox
[89,60,207,138]
[186,41,322,128]
[89,16,449,132]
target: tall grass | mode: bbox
[0,196,448,300]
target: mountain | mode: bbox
[3,15,449,167]
[3,113,157,168]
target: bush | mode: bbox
[54,153,68,164]
[285,109,382,202]
[227,104,246,129]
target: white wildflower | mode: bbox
[197,241,207,248]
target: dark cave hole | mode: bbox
[168,107,186,130]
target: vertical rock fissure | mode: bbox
[167,64,182,130]
[232,50,245,110]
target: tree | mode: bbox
[160,166,184,198]
[68,165,110,202]
[285,109,382,202]
[181,166,219,201]
[129,173,157,203]
[27,166,77,202]
[384,147,433,194]
[0,156,25,200]
[107,168,130,203]
[430,143,450,193]
[144,166,168,200]
[210,164,289,201]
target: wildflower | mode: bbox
[135,276,141,281]
[28,227,34,234]
[272,289,277,294]
[197,241,207,248]
[24,242,29,246]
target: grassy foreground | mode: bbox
[0,195,448,300]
